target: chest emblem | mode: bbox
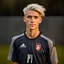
[20,43,26,48]
[36,43,41,51]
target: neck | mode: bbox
[25,28,40,39]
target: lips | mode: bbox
[29,24,36,26]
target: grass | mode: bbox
[56,45,64,64]
[0,44,64,64]
[0,45,11,64]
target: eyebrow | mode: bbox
[27,15,40,18]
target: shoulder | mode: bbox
[40,34,54,50]
[12,33,24,41]
[40,34,53,44]
[11,33,24,45]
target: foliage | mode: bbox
[0,0,64,16]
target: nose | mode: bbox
[31,17,35,23]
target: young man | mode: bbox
[7,3,58,64]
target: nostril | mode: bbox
[31,21,34,23]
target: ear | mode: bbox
[23,16,26,22]
[39,17,42,23]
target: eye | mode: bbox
[34,16,39,19]
[27,15,32,18]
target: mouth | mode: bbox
[29,24,36,27]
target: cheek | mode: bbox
[24,18,29,23]
[37,20,41,24]
[26,21,30,26]
[36,21,41,26]
[35,22,40,26]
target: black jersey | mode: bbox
[8,32,53,64]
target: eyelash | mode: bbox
[27,16,38,19]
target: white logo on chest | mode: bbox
[20,43,26,48]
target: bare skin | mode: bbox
[24,10,42,39]
[25,27,40,39]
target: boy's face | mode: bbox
[23,10,42,30]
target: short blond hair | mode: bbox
[23,3,46,17]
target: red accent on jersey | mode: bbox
[36,43,41,51]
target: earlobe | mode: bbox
[23,16,26,22]
[39,21,42,23]
[39,18,42,23]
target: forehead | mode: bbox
[25,10,41,16]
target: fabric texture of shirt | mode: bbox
[7,32,58,64]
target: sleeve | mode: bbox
[48,39,58,64]
[50,46,58,64]
[46,43,52,64]
[7,37,18,62]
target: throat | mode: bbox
[26,29,40,39]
